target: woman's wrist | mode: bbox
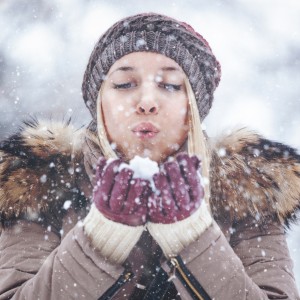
[83,204,145,264]
[147,201,212,258]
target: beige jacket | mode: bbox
[0,119,299,299]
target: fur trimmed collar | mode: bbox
[210,129,300,228]
[0,119,300,229]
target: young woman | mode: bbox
[0,13,299,299]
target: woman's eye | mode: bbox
[159,83,182,92]
[112,82,135,90]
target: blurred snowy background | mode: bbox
[0,0,300,290]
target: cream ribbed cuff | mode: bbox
[147,202,212,258]
[83,204,145,264]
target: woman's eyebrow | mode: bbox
[110,66,135,75]
[161,66,181,72]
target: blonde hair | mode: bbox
[185,78,211,204]
[96,78,211,204]
[96,89,118,159]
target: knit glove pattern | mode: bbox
[147,153,212,257]
[84,157,151,264]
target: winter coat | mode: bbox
[0,119,299,299]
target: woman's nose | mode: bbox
[137,103,158,114]
[136,88,159,115]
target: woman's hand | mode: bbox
[148,153,204,223]
[93,158,151,226]
[146,153,212,257]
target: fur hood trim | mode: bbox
[210,128,300,227]
[1,120,300,228]
[0,119,87,227]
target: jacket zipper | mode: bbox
[169,257,210,300]
[98,271,133,300]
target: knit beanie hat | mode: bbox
[82,13,221,122]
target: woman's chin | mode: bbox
[120,149,165,163]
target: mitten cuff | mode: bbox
[147,202,212,258]
[83,204,145,264]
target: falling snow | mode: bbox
[63,200,72,210]
[0,0,300,292]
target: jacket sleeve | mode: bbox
[171,219,299,300]
[0,219,124,299]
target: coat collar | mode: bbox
[210,128,300,228]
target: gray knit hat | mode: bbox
[82,13,221,121]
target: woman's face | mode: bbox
[101,52,189,163]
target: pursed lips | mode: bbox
[132,122,160,139]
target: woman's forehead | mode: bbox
[108,52,185,75]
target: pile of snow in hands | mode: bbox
[119,156,159,191]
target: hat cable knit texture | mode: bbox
[82,13,221,122]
